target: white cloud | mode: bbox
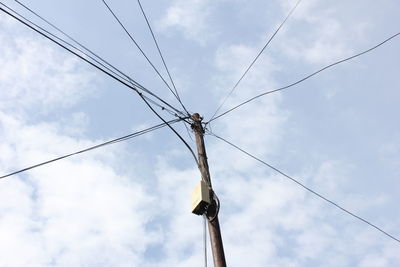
[158,0,214,43]
[1,1,399,266]
[211,42,285,160]
[0,16,98,115]
[202,5,400,264]
[0,110,158,267]
[277,0,368,65]
[59,112,90,136]
[379,140,400,176]
[0,17,157,267]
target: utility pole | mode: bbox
[191,113,227,267]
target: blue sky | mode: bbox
[0,0,400,266]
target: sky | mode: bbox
[0,0,399,266]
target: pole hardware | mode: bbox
[191,112,227,267]
[191,181,220,221]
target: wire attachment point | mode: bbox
[205,189,220,222]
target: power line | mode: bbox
[208,31,400,124]
[137,0,189,115]
[0,119,183,180]
[139,92,199,166]
[14,0,147,92]
[135,0,194,140]
[0,3,198,164]
[0,2,186,116]
[141,94,186,119]
[14,0,129,81]
[100,0,197,163]
[209,0,303,121]
[209,131,400,244]
[203,215,208,267]
[0,3,187,119]
[101,0,187,114]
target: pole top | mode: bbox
[192,113,203,122]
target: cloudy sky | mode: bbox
[1,0,399,266]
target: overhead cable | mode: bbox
[0,3,187,118]
[0,119,183,180]
[139,93,199,166]
[14,0,131,82]
[0,3,198,163]
[8,0,186,116]
[209,0,303,121]
[14,0,147,91]
[203,215,208,267]
[100,1,197,162]
[208,31,400,123]
[209,131,400,244]
[102,0,187,113]
[137,0,189,115]
[136,0,193,140]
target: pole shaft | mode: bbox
[192,113,227,267]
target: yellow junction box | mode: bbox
[191,180,211,215]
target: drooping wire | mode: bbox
[184,122,194,142]
[208,131,400,244]
[101,0,187,113]
[0,3,198,164]
[141,94,188,121]
[0,118,183,180]
[209,0,303,121]
[0,3,187,119]
[136,0,189,115]
[203,215,208,267]
[11,1,194,131]
[100,0,198,163]
[138,92,199,166]
[135,0,193,141]
[208,31,400,124]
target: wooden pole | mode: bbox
[191,113,227,267]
